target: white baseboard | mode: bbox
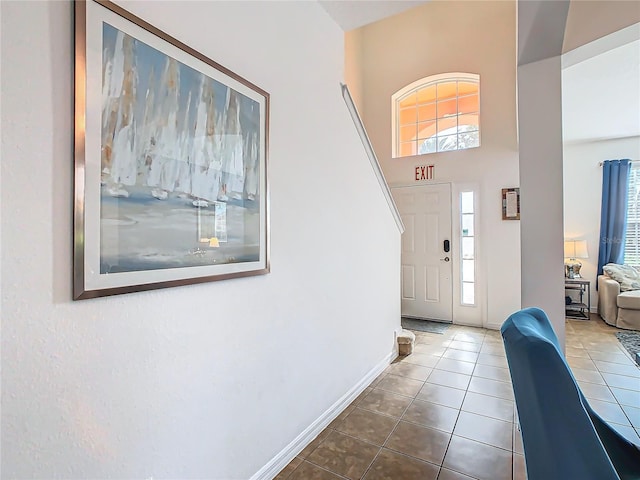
[485,323,503,331]
[249,350,396,480]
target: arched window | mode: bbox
[392,73,480,158]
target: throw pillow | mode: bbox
[603,263,640,291]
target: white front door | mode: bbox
[394,183,453,322]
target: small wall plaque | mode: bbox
[502,188,520,220]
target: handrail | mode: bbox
[341,83,404,233]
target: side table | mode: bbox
[565,278,591,319]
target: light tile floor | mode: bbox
[275,314,640,480]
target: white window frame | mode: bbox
[459,190,476,306]
[624,163,640,267]
[391,72,480,159]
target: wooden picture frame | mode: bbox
[502,187,520,220]
[74,0,270,299]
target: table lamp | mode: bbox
[564,240,588,278]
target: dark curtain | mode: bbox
[597,159,631,278]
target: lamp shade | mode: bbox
[564,240,589,259]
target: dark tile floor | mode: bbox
[275,314,640,480]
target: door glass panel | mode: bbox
[460,190,476,307]
[462,214,474,236]
[462,282,475,305]
[462,259,475,282]
[462,237,474,259]
[461,192,474,214]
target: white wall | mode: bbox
[346,1,521,328]
[517,55,566,347]
[0,1,401,478]
[563,137,640,310]
[515,0,570,347]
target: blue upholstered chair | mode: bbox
[501,307,640,480]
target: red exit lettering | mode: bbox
[414,165,434,181]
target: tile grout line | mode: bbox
[279,316,635,480]
[357,386,420,480]
[435,356,485,480]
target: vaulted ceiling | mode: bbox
[317,0,640,144]
[318,0,428,31]
[563,33,640,143]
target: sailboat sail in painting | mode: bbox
[99,22,262,274]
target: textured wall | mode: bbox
[0,1,401,478]
[517,56,566,347]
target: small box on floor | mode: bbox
[397,329,415,355]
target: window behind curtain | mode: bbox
[624,163,640,267]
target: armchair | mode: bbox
[501,307,640,480]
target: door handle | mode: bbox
[444,239,450,253]
[440,256,450,262]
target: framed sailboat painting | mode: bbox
[74,0,270,299]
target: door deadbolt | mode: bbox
[441,256,450,262]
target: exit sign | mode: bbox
[415,165,434,181]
